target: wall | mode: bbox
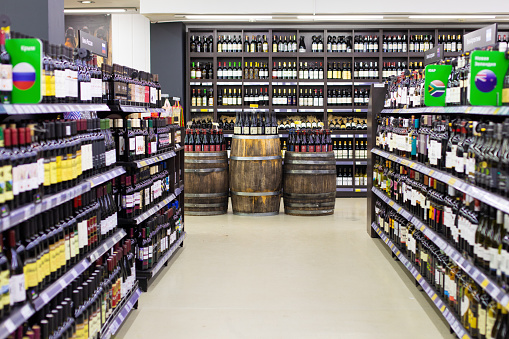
[150,22,186,106]
[111,13,151,72]
[1,0,64,44]
[140,0,502,15]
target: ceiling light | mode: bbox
[408,15,496,19]
[297,15,383,21]
[64,8,128,14]
[78,1,95,3]
[184,15,272,21]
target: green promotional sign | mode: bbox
[424,64,452,107]
[5,38,42,104]
[469,50,509,106]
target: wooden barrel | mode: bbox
[283,152,336,216]
[184,151,228,215]
[230,135,282,216]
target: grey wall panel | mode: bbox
[150,22,186,111]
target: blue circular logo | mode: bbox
[475,69,497,93]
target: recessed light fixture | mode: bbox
[184,15,272,21]
[64,8,128,13]
[78,1,95,3]
[297,15,384,21]
[408,15,496,19]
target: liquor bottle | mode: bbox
[0,30,13,104]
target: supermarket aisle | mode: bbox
[117,199,452,339]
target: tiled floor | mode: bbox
[117,198,453,338]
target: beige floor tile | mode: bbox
[116,198,454,338]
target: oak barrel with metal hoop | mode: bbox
[184,151,228,215]
[230,135,282,216]
[283,151,336,216]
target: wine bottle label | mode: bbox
[9,274,25,305]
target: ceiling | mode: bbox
[64,0,139,9]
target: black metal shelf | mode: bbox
[372,186,509,313]
[117,150,177,168]
[371,222,471,339]
[0,229,126,339]
[372,147,509,216]
[380,106,509,116]
[137,232,186,292]
[0,103,110,114]
[100,282,142,339]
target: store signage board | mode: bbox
[464,24,498,52]
[468,50,509,106]
[424,44,444,66]
[424,64,452,107]
[79,30,108,57]
[5,38,42,104]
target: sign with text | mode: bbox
[424,44,444,65]
[464,24,498,52]
[5,38,42,104]
[468,50,509,106]
[79,30,107,57]
[424,64,452,107]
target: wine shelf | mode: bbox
[101,282,142,339]
[370,222,471,339]
[0,166,127,232]
[88,166,126,188]
[107,104,165,114]
[0,229,127,339]
[372,186,509,312]
[137,231,186,292]
[371,147,509,216]
[117,150,177,168]
[380,106,509,116]
[0,103,110,114]
[119,185,183,225]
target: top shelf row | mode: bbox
[0,103,167,115]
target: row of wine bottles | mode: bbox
[184,129,226,152]
[233,112,278,135]
[0,180,117,315]
[376,115,509,195]
[374,197,509,339]
[192,87,370,107]
[0,29,163,106]
[190,60,424,81]
[337,167,368,187]
[111,118,176,163]
[0,118,116,214]
[283,129,332,153]
[11,236,137,339]
[190,33,443,54]
[126,200,182,272]
[332,139,368,159]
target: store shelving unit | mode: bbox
[365,80,509,337]
[0,100,185,338]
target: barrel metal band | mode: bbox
[284,160,336,165]
[285,152,334,158]
[185,211,227,216]
[233,135,279,140]
[285,209,334,215]
[284,169,336,175]
[230,155,282,161]
[185,192,228,198]
[186,203,227,208]
[231,191,281,196]
[185,152,227,157]
[233,211,279,216]
[284,192,336,199]
[184,159,228,164]
[285,201,336,208]
[184,168,227,173]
